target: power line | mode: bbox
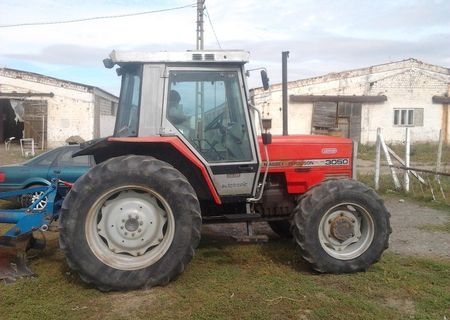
[0,3,196,28]
[205,6,222,49]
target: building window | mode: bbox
[393,108,423,127]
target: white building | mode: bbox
[252,58,450,144]
[0,68,118,148]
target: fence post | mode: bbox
[436,129,443,176]
[404,127,410,192]
[380,132,401,190]
[375,128,381,190]
[436,129,446,199]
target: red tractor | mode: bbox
[60,50,390,291]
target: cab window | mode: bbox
[167,71,252,163]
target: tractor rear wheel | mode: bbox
[60,155,201,291]
[292,179,390,273]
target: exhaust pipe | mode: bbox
[282,51,289,136]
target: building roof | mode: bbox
[0,67,118,100]
[252,58,450,93]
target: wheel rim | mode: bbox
[31,191,48,210]
[318,202,374,260]
[22,190,48,209]
[85,185,175,270]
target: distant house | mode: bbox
[251,58,450,144]
[0,68,118,148]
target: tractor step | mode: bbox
[202,213,289,224]
[203,213,262,224]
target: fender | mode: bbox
[22,178,51,189]
[75,136,221,204]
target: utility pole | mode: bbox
[195,0,205,143]
[196,0,205,50]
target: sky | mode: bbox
[0,0,449,95]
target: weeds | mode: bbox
[358,173,450,211]
[358,142,450,165]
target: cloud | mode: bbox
[231,31,450,87]
[0,0,449,92]
[4,45,110,67]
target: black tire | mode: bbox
[268,220,293,238]
[59,155,202,291]
[292,179,391,273]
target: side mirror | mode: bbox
[103,58,114,69]
[261,70,270,91]
[262,133,272,145]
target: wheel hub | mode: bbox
[318,204,374,260]
[124,218,140,232]
[330,216,354,242]
[97,191,167,257]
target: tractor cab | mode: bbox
[103,50,264,198]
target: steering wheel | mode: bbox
[204,112,226,132]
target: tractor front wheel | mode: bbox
[59,155,201,291]
[292,179,391,273]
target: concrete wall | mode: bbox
[100,115,116,137]
[362,69,448,144]
[94,88,118,138]
[0,78,95,148]
[446,84,450,144]
[252,59,450,144]
[0,69,118,148]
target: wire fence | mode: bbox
[371,127,449,206]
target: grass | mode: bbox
[358,173,450,212]
[357,141,450,210]
[418,222,450,234]
[0,232,449,320]
[0,146,47,166]
[358,142,450,165]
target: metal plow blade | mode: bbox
[0,236,35,284]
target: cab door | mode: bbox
[163,67,260,198]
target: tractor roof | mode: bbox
[107,50,250,65]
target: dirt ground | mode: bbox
[203,196,450,259]
[385,197,449,258]
[0,145,29,165]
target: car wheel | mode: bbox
[20,184,49,209]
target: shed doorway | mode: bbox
[311,101,362,142]
[0,99,24,143]
[0,99,47,148]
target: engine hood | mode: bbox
[258,134,353,162]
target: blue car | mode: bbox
[0,145,94,207]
